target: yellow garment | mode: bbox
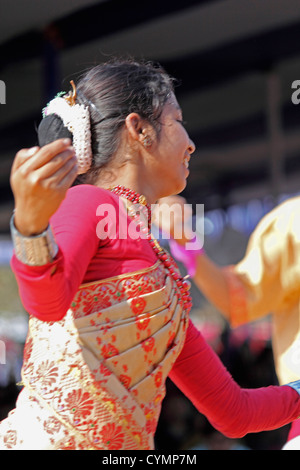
[0,261,189,450]
[224,196,300,385]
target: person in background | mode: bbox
[155,193,300,450]
[1,59,300,450]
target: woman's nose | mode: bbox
[188,138,196,155]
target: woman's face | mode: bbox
[148,93,195,199]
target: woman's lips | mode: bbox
[183,155,190,168]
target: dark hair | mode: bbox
[38,58,175,183]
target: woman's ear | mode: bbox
[125,113,153,148]
[125,113,143,143]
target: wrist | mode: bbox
[10,213,58,266]
[170,236,205,254]
[14,210,49,237]
[169,236,204,277]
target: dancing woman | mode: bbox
[1,59,300,450]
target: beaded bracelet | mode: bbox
[10,214,58,266]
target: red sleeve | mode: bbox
[169,320,300,438]
[10,185,109,322]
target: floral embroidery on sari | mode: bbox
[0,260,190,450]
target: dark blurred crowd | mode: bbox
[0,336,22,422]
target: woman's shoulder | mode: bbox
[64,184,119,210]
[68,184,114,200]
[52,184,118,226]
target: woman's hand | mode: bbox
[10,138,78,236]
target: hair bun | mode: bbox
[38,114,72,147]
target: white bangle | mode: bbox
[10,214,58,266]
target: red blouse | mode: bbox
[11,184,300,438]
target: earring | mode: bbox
[143,135,152,148]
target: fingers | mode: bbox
[17,151,78,198]
[56,159,79,190]
[10,138,78,204]
[12,138,73,174]
[14,141,76,185]
[41,154,78,189]
[31,146,77,181]
[30,138,74,171]
[11,146,40,173]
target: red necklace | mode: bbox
[110,185,192,312]
[110,185,152,228]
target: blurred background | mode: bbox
[0,0,300,450]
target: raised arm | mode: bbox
[11,139,77,236]
[9,140,101,321]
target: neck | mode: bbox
[96,171,159,206]
[114,182,158,205]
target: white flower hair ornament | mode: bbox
[42,81,92,174]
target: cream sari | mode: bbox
[0,259,189,450]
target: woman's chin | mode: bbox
[175,178,188,195]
